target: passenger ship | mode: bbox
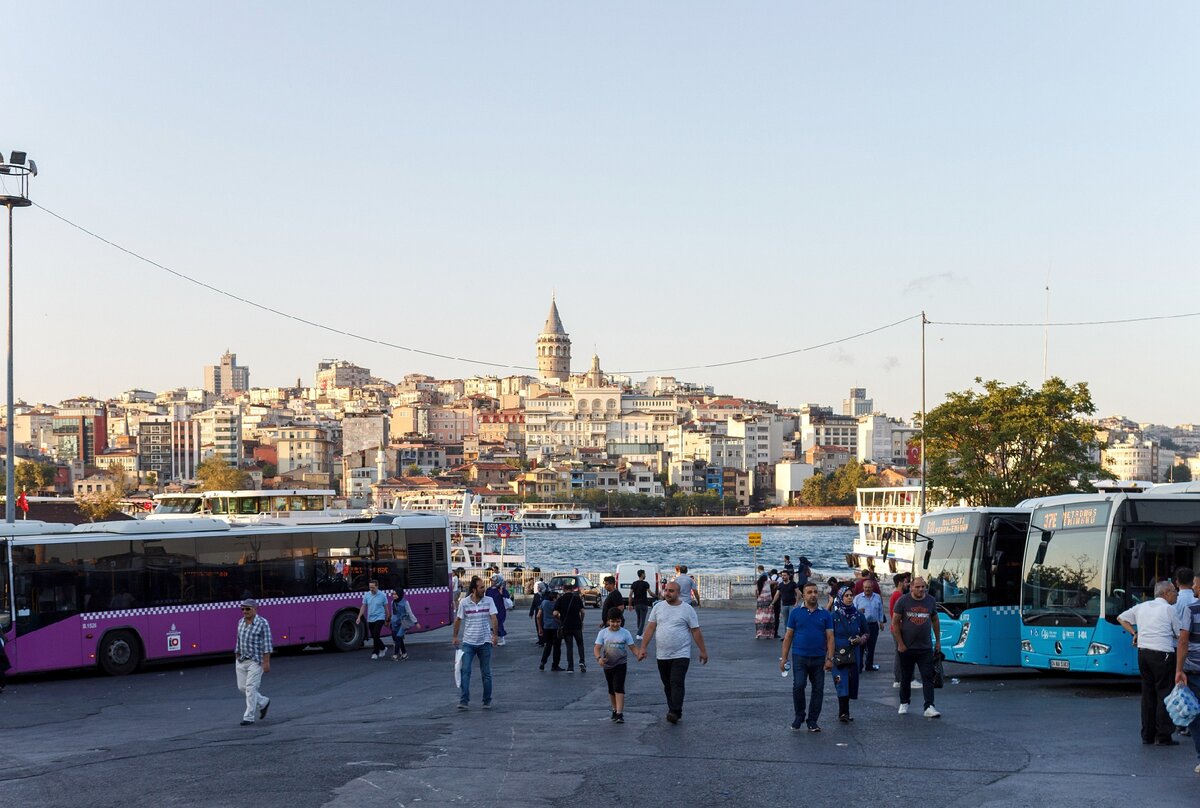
[394,491,526,571]
[150,489,363,524]
[847,486,925,573]
[517,503,601,530]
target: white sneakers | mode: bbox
[924,706,941,719]
[898,704,909,715]
[892,681,900,688]
[370,653,378,660]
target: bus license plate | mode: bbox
[1050,659,1070,670]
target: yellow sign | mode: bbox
[748,532,762,548]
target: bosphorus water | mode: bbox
[519,524,858,578]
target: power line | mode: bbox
[929,311,1200,327]
[32,201,926,376]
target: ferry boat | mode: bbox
[394,491,526,571]
[150,489,364,524]
[847,486,925,573]
[517,503,601,530]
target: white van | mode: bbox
[615,561,660,601]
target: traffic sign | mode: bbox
[748,532,762,548]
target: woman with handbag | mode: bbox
[390,589,420,661]
[754,569,776,639]
[831,586,868,722]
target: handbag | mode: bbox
[832,646,855,668]
[1165,683,1200,726]
[932,650,946,689]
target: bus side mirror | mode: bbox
[922,540,934,570]
[1033,530,1052,566]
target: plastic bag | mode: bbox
[932,651,946,689]
[1164,683,1200,726]
[453,649,464,688]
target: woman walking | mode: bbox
[755,571,776,639]
[831,585,868,722]
[390,589,420,660]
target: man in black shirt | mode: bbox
[553,582,587,673]
[600,575,627,628]
[629,570,655,640]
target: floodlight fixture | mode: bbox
[8,151,25,166]
[28,159,37,177]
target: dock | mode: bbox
[602,505,854,527]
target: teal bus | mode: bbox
[915,507,1032,667]
[1019,483,1200,675]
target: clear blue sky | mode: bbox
[4,3,1198,423]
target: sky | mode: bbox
[3,3,1198,424]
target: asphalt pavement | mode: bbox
[0,607,1197,807]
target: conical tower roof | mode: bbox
[542,298,567,336]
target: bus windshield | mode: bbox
[1022,503,1110,626]
[1107,499,1200,619]
[919,513,982,616]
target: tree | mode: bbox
[405,464,422,477]
[829,462,880,505]
[797,473,830,506]
[195,456,251,491]
[922,377,1110,506]
[1166,464,1192,483]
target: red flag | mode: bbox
[16,490,29,513]
[905,444,921,466]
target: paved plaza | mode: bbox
[0,607,1196,807]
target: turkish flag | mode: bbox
[906,444,921,466]
[16,490,29,513]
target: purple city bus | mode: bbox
[0,513,452,676]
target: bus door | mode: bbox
[982,517,1029,664]
[9,545,84,672]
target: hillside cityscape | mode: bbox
[4,298,1196,513]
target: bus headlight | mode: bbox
[956,622,971,646]
[1086,642,1110,655]
[1021,639,1033,652]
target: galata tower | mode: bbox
[536,297,571,382]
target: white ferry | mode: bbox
[517,503,600,530]
[395,491,526,571]
[847,486,926,573]
[150,489,364,524]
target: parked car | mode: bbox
[547,574,603,608]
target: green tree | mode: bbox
[829,462,879,505]
[405,464,422,477]
[1166,463,1193,483]
[75,487,124,522]
[195,456,251,491]
[797,473,830,506]
[922,376,1109,506]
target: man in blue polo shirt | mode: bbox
[780,582,834,732]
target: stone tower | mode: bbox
[536,298,571,382]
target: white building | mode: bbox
[1102,437,1160,482]
[728,412,795,466]
[316,359,371,394]
[194,405,243,466]
[797,406,858,456]
[775,461,816,506]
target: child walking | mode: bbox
[594,608,638,723]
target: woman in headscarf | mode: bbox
[830,585,868,722]
[754,569,777,639]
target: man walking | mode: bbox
[357,579,390,660]
[1119,580,1181,744]
[629,569,654,640]
[892,576,941,718]
[553,580,587,673]
[890,572,912,688]
[854,577,885,671]
[635,580,708,724]
[780,582,833,732]
[452,576,499,710]
[529,574,548,646]
[600,575,626,627]
[234,599,272,726]
[675,565,699,608]
[1173,589,1200,772]
[1174,568,1196,736]
[776,571,799,640]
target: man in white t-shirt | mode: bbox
[452,576,499,710]
[674,565,699,607]
[635,580,708,724]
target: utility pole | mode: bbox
[919,311,927,515]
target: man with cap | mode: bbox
[234,599,273,726]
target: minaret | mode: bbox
[536,297,571,382]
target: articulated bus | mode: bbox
[914,507,1032,667]
[1019,483,1200,675]
[0,513,452,676]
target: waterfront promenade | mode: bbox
[602,505,854,526]
[0,609,1194,807]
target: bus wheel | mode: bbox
[99,630,142,676]
[327,611,364,652]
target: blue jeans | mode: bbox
[459,642,493,706]
[792,654,826,728]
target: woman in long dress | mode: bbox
[755,571,776,639]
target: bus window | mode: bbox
[314,531,356,593]
[75,540,147,610]
[405,529,448,588]
[211,497,229,515]
[372,528,408,591]
[13,544,82,634]
[194,534,249,602]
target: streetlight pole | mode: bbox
[1,151,36,524]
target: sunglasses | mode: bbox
[241,607,254,611]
